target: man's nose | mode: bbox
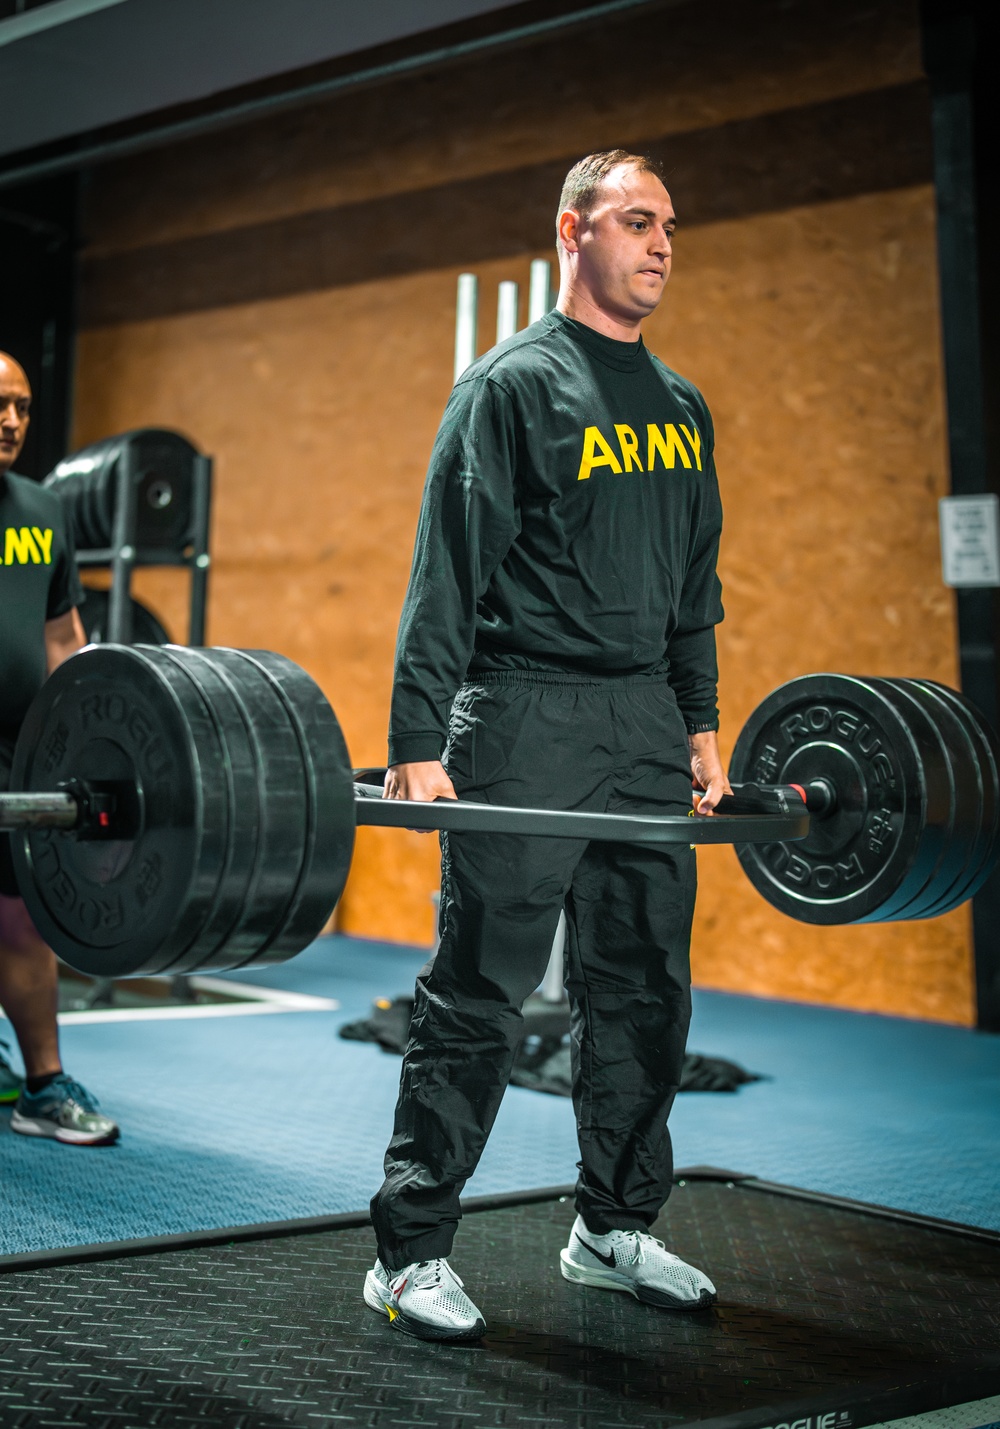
[649,227,670,257]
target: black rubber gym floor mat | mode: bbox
[1,1180,998,1429]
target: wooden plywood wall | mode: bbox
[72,0,973,1022]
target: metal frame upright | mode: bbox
[922,0,1000,1028]
[75,450,214,647]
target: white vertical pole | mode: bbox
[540,909,567,1003]
[454,272,478,383]
[496,280,519,343]
[528,259,552,324]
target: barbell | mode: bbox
[0,645,995,980]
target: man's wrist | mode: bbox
[387,733,445,766]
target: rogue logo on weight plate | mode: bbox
[758,1411,853,1429]
[753,701,901,895]
[77,690,174,779]
[775,705,896,791]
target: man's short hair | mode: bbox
[557,149,664,222]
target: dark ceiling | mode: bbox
[0,0,530,160]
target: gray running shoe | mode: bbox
[0,1038,24,1105]
[11,1073,120,1146]
[364,1257,486,1341]
[560,1215,716,1310]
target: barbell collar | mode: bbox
[353,783,810,845]
[802,778,837,817]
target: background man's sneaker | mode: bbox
[364,1257,486,1341]
[11,1074,120,1145]
[0,1040,24,1104]
[560,1215,716,1310]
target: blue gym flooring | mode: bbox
[1,934,998,1257]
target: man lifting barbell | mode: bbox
[0,351,119,1146]
[0,172,991,1295]
[366,151,727,1340]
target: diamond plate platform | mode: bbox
[1,1180,998,1429]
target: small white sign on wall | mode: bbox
[939,494,1000,588]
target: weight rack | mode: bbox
[68,438,214,646]
[46,425,214,645]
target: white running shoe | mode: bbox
[364,1257,487,1341]
[559,1215,717,1310]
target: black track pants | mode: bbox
[371,672,697,1273]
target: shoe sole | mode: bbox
[10,1111,120,1146]
[559,1249,716,1311]
[0,1090,21,1105]
[363,1270,486,1342]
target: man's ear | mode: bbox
[558,207,582,253]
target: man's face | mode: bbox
[0,355,31,475]
[563,165,676,323]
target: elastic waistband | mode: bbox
[463,669,672,690]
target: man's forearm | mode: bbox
[44,608,86,674]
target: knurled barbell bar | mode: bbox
[0,647,996,980]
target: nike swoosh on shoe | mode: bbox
[576,1237,617,1268]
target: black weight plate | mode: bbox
[864,679,966,921]
[174,648,313,972]
[80,589,171,646]
[161,646,346,972]
[916,680,1000,913]
[220,650,355,959]
[44,429,196,553]
[884,679,984,920]
[142,647,262,974]
[729,674,927,925]
[9,645,228,978]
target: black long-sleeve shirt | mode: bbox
[389,309,724,766]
